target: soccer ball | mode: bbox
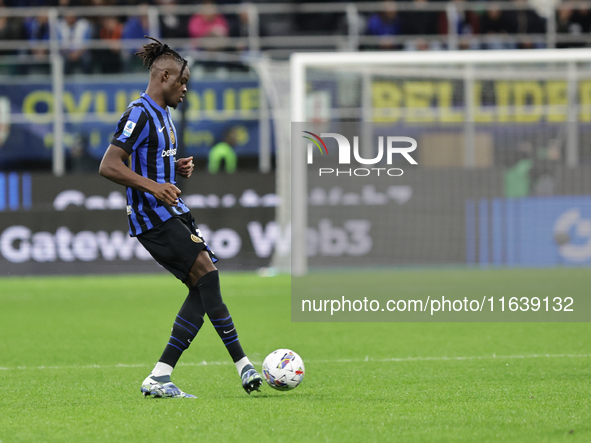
[262,349,305,390]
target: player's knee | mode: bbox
[185,274,199,290]
[209,303,229,320]
[191,270,226,316]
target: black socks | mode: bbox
[159,270,246,367]
[210,314,246,363]
[197,270,246,363]
[158,287,205,368]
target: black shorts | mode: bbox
[137,212,218,282]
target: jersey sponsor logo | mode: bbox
[158,126,165,132]
[191,234,203,243]
[123,120,136,138]
[170,129,176,145]
[161,148,177,158]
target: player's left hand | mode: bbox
[176,156,194,178]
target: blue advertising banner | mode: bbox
[0,171,278,275]
[467,196,591,267]
[0,78,261,168]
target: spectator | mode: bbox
[401,0,440,36]
[122,6,151,42]
[156,0,189,39]
[57,12,92,74]
[294,0,341,36]
[556,3,591,48]
[574,6,591,33]
[24,13,50,73]
[11,0,57,5]
[479,7,514,49]
[94,16,123,73]
[366,1,402,50]
[85,0,115,38]
[504,148,532,198]
[507,0,546,49]
[439,0,480,49]
[0,3,25,57]
[122,3,153,60]
[228,3,251,39]
[89,0,115,5]
[24,12,49,44]
[556,5,582,48]
[556,5,576,34]
[67,133,100,174]
[188,0,230,39]
[58,0,83,6]
[0,0,25,74]
[209,127,238,174]
[405,38,444,51]
[510,0,546,34]
[228,2,266,54]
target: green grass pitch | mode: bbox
[1,269,590,442]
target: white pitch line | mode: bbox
[1,353,590,372]
[0,361,233,371]
[365,353,591,363]
[312,354,591,365]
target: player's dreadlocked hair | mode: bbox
[135,36,187,78]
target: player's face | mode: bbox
[164,64,190,109]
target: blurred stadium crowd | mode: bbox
[0,0,590,75]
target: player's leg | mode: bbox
[136,217,208,398]
[158,287,205,370]
[185,251,263,394]
[141,286,206,398]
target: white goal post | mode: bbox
[287,49,591,276]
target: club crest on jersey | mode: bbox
[191,234,203,243]
[123,120,136,137]
[170,129,175,145]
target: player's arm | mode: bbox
[99,144,181,206]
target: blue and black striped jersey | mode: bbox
[111,92,190,236]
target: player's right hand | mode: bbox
[153,183,181,206]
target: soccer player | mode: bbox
[99,36,263,398]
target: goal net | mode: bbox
[264,49,591,275]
